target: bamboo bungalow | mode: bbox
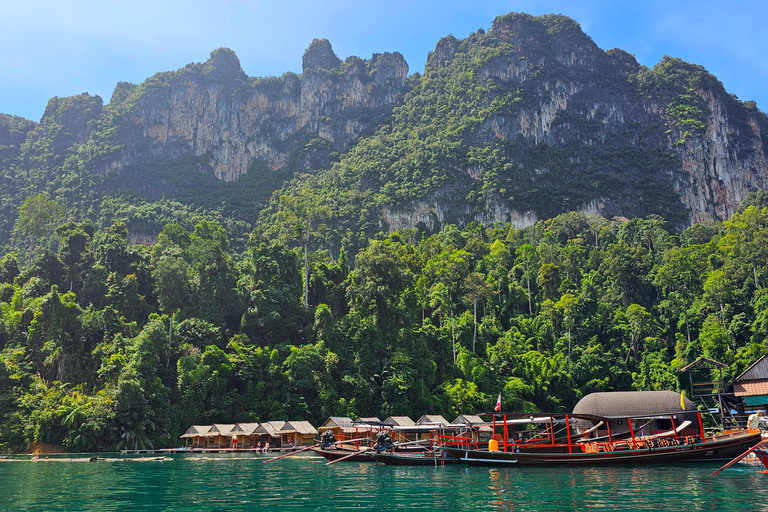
[390,415,468,444]
[231,423,260,449]
[385,416,417,443]
[412,415,451,441]
[318,417,355,439]
[254,421,285,449]
[355,417,383,432]
[453,414,494,442]
[385,416,415,427]
[180,425,213,448]
[280,421,318,447]
[318,417,385,439]
[205,424,237,448]
[356,417,382,425]
[416,414,449,439]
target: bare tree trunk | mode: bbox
[167,311,173,369]
[473,299,477,352]
[526,274,532,315]
[304,241,309,310]
[451,314,456,364]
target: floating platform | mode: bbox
[119,447,304,455]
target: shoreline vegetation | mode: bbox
[2,199,768,454]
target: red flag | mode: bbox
[494,392,502,412]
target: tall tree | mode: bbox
[15,193,65,260]
[514,244,537,315]
[274,187,329,310]
[463,272,493,353]
[624,303,653,361]
[152,254,192,367]
[654,246,707,347]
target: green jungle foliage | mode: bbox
[2,205,768,452]
[2,12,768,452]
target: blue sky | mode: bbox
[1,0,765,122]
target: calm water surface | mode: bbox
[1,452,766,511]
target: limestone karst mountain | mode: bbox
[1,12,766,252]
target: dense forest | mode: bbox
[2,190,768,452]
[2,12,768,454]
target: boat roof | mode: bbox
[571,391,696,419]
[479,411,693,422]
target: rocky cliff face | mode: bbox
[372,13,768,233]
[95,42,408,181]
[676,89,768,223]
[5,12,768,250]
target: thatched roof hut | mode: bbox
[233,423,260,436]
[229,423,260,448]
[255,421,285,438]
[207,424,236,436]
[356,417,382,424]
[280,421,317,435]
[416,415,449,426]
[318,417,355,433]
[453,414,493,442]
[385,416,415,427]
[180,425,213,438]
[280,421,318,446]
[453,415,493,432]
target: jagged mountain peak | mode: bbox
[2,10,767,252]
[302,38,342,73]
[201,47,246,82]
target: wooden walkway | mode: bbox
[119,447,305,455]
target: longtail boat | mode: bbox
[311,446,374,462]
[367,450,462,465]
[441,411,761,466]
[313,424,473,463]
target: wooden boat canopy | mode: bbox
[572,391,696,418]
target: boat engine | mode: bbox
[373,431,394,453]
[321,430,336,448]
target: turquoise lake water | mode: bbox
[1,452,767,511]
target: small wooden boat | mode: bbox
[441,411,762,466]
[367,450,462,465]
[311,447,374,462]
